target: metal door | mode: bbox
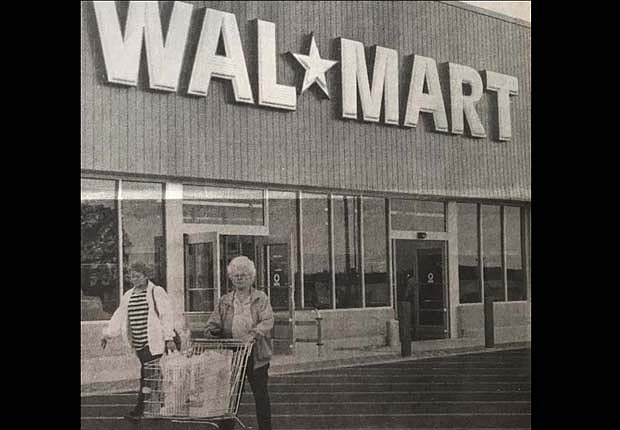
[184,232,220,313]
[414,245,448,339]
[394,239,448,340]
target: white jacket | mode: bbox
[103,281,175,356]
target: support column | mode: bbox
[446,202,460,339]
[523,207,531,304]
[164,183,186,329]
[523,206,531,339]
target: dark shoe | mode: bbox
[124,409,143,423]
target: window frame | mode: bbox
[504,205,528,302]
[80,177,122,322]
[181,184,269,235]
[81,176,167,321]
[82,174,530,317]
[456,202,481,305]
[481,204,504,302]
[299,192,332,310]
[389,198,447,232]
[183,233,219,313]
[331,194,363,310]
[456,201,530,305]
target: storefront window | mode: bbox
[333,195,362,309]
[482,205,504,301]
[301,193,331,309]
[183,185,264,225]
[121,182,166,290]
[458,203,481,303]
[391,199,446,231]
[81,179,119,321]
[505,206,526,301]
[266,191,298,311]
[363,198,390,307]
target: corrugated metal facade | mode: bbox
[81,1,531,201]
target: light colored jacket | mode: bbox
[103,281,175,356]
[205,289,274,370]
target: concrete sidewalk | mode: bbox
[269,337,530,375]
[81,338,530,396]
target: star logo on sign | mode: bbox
[291,35,338,98]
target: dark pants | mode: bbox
[220,354,272,430]
[134,346,162,414]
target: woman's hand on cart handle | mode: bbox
[241,332,256,343]
[204,329,218,339]
[101,338,107,349]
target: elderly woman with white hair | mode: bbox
[205,256,274,430]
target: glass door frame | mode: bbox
[219,234,262,296]
[182,226,270,313]
[412,241,448,339]
[182,228,296,354]
[391,229,451,339]
[183,231,220,314]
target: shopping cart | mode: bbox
[141,339,255,429]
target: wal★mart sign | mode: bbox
[92,1,519,141]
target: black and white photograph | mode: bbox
[81,2,531,429]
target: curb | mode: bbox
[270,342,530,375]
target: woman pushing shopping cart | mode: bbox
[142,256,274,430]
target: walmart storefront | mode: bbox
[81,1,530,385]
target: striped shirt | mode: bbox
[128,289,149,350]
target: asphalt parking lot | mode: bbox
[81,348,531,429]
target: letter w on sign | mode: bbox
[92,1,193,92]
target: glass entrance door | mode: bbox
[415,246,447,339]
[219,235,261,295]
[184,233,262,312]
[394,239,448,340]
[184,232,219,313]
[185,233,295,306]
[184,232,295,353]
[220,235,295,354]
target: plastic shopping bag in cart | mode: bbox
[188,349,233,417]
[159,352,190,416]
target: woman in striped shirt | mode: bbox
[101,262,178,422]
